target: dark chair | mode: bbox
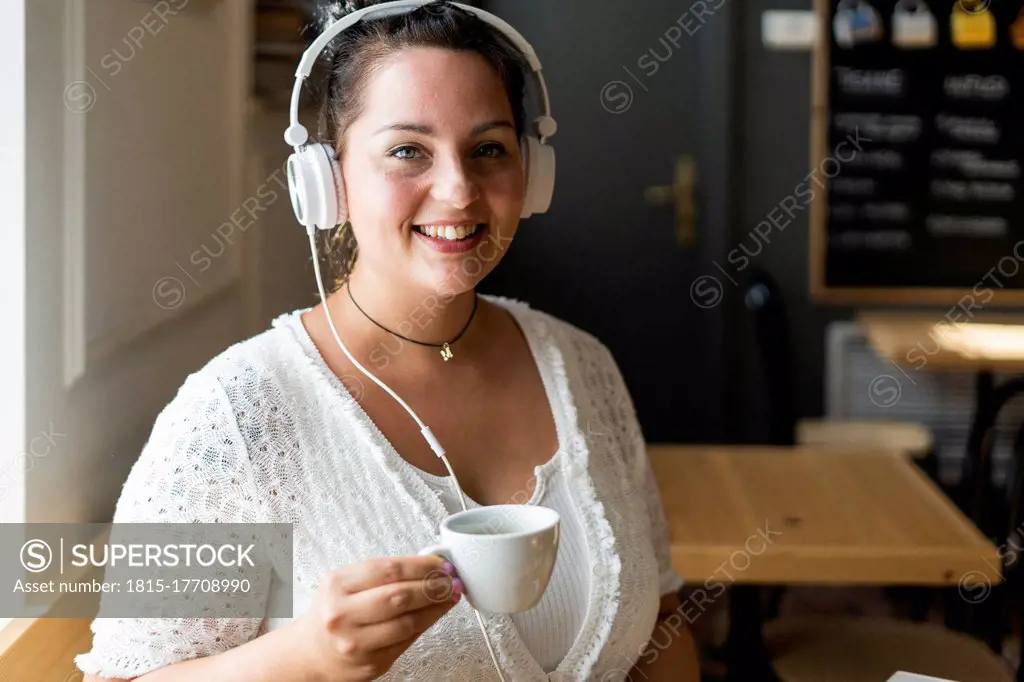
[947,415,1024,661]
[742,268,936,469]
[742,272,798,446]
[962,376,1024,539]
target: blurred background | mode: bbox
[2,0,1024,680]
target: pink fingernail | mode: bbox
[442,561,456,576]
[452,577,464,596]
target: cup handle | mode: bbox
[417,544,451,561]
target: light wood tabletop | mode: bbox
[857,311,1024,372]
[648,444,1002,586]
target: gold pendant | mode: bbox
[440,343,453,361]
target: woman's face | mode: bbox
[340,47,525,296]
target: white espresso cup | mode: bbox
[418,505,560,614]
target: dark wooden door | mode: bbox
[481,0,737,442]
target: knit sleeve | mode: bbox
[602,346,685,597]
[75,372,272,680]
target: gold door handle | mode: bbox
[644,155,697,247]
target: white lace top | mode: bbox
[76,295,684,681]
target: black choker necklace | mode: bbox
[346,283,478,362]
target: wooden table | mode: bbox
[649,444,1001,586]
[857,311,1024,372]
[649,444,1002,682]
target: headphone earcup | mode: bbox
[520,135,556,219]
[286,143,343,231]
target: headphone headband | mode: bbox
[296,0,540,76]
[285,0,556,149]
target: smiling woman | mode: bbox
[334,44,524,291]
[75,2,697,681]
[311,1,529,296]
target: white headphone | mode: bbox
[284,0,558,232]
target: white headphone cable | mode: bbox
[305,227,507,682]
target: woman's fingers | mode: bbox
[345,574,459,626]
[352,600,457,652]
[334,555,448,595]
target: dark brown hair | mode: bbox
[306,0,531,292]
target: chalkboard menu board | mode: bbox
[810,0,1024,304]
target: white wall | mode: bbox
[0,0,27,535]
[23,0,258,525]
[0,0,26,635]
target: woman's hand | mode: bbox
[295,555,463,682]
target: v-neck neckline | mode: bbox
[288,294,569,507]
[275,294,620,680]
[375,296,569,510]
